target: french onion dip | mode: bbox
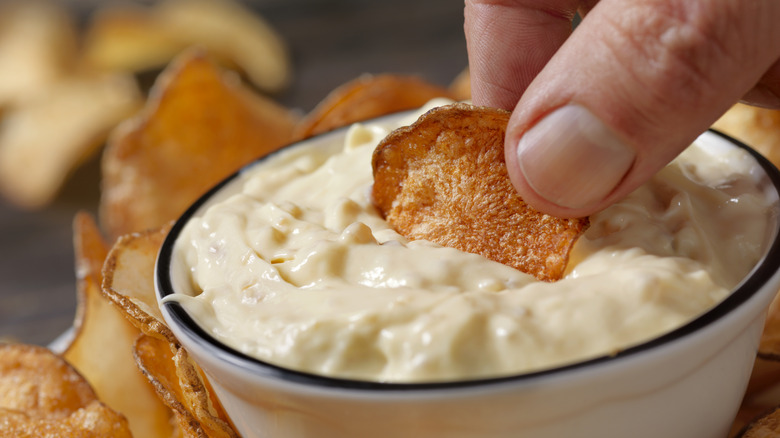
[168,102,777,383]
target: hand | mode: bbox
[465,0,780,218]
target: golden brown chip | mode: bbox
[759,292,780,361]
[0,1,77,109]
[102,224,240,437]
[101,224,176,343]
[449,67,471,102]
[713,103,780,169]
[81,5,186,73]
[134,335,238,438]
[0,402,132,438]
[134,335,206,438]
[65,212,175,438]
[372,103,588,282]
[734,404,780,437]
[0,344,95,416]
[0,73,142,209]
[155,0,291,93]
[174,348,236,438]
[293,74,457,140]
[100,49,298,239]
[0,343,132,437]
[81,0,292,94]
[731,358,780,436]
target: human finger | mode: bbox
[464,0,580,110]
[503,0,780,218]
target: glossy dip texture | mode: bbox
[164,103,778,383]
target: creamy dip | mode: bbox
[168,101,777,383]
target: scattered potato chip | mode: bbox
[81,0,292,93]
[760,290,780,361]
[134,335,207,438]
[0,344,94,416]
[713,103,780,169]
[0,402,132,438]
[731,359,780,436]
[293,74,457,140]
[734,404,780,437]
[101,225,175,343]
[372,103,589,281]
[134,335,238,438]
[173,346,236,438]
[81,5,186,74]
[449,67,471,102]
[101,226,238,437]
[64,212,175,438]
[0,73,142,209]
[100,49,298,239]
[0,343,132,437]
[0,1,77,109]
[155,0,291,93]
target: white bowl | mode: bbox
[156,112,780,438]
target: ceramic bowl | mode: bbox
[156,112,780,438]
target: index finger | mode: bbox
[464,0,581,110]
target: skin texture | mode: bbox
[465,0,780,218]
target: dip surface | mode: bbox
[169,103,776,382]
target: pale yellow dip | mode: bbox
[169,102,776,382]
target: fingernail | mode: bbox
[517,105,635,210]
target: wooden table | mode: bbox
[0,0,468,346]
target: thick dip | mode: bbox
[169,102,776,383]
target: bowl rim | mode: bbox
[155,112,780,392]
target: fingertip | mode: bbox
[504,105,636,218]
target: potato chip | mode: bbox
[134,335,207,438]
[0,1,77,109]
[713,103,780,169]
[174,348,235,438]
[81,0,292,94]
[100,49,298,239]
[759,292,780,360]
[0,344,94,415]
[372,103,589,281]
[64,212,175,438]
[0,73,142,209]
[0,402,132,438]
[81,5,186,74]
[449,67,471,102]
[155,0,291,93]
[68,212,112,340]
[728,359,780,435]
[101,225,175,343]
[0,343,132,437]
[134,335,238,438]
[293,74,457,140]
[734,404,780,437]
[102,225,241,436]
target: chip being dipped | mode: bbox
[371,103,588,281]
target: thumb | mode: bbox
[504,0,780,218]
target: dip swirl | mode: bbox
[169,103,775,383]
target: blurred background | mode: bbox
[0,0,468,346]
